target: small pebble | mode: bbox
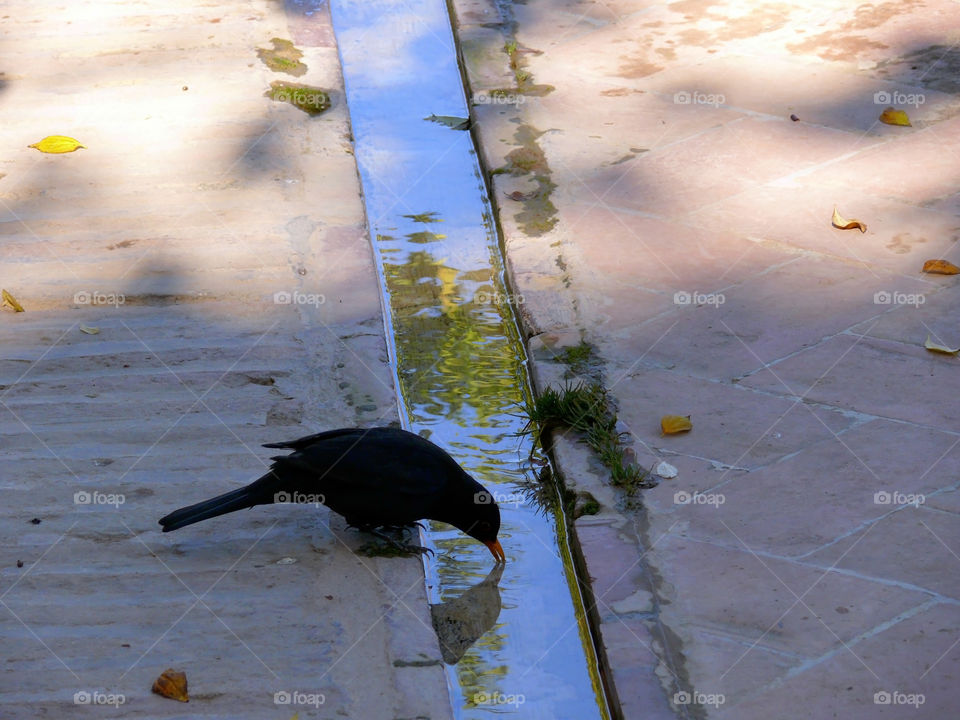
[790,114,799,121]
[655,461,678,479]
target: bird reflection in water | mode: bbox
[430,563,504,664]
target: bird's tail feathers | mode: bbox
[159,483,264,532]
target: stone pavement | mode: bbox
[1,2,451,718]
[452,0,960,717]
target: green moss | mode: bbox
[497,125,558,236]
[504,146,545,174]
[514,178,558,236]
[559,341,595,376]
[257,38,308,77]
[499,40,554,97]
[264,81,331,116]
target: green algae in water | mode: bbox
[265,81,331,116]
[402,211,444,223]
[407,230,447,244]
[257,37,308,77]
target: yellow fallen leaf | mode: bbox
[879,107,911,127]
[2,289,25,312]
[832,206,867,233]
[28,135,86,154]
[79,325,100,335]
[922,259,960,275]
[151,668,188,702]
[924,335,960,355]
[661,415,692,434]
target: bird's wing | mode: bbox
[262,427,366,450]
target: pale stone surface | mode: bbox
[450,0,960,716]
[1,2,450,719]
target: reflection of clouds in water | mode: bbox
[339,7,447,89]
[359,137,418,194]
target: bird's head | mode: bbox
[453,490,505,563]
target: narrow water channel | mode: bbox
[328,2,610,718]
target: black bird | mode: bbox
[158,427,505,562]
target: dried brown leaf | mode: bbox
[152,668,188,702]
[2,289,24,312]
[921,259,960,275]
[832,206,867,233]
[879,107,911,127]
[661,415,692,435]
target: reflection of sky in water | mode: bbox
[331,1,608,718]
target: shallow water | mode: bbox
[329,1,609,717]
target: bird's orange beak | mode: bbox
[485,540,506,563]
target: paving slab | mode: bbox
[450,0,960,717]
[1,2,451,718]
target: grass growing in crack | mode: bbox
[521,382,651,492]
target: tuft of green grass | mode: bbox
[522,381,650,492]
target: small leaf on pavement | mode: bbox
[28,135,86,153]
[661,415,692,434]
[924,335,960,355]
[2,289,25,312]
[832,206,867,233]
[152,668,188,702]
[921,259,960,275]
[879,107,911,126]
